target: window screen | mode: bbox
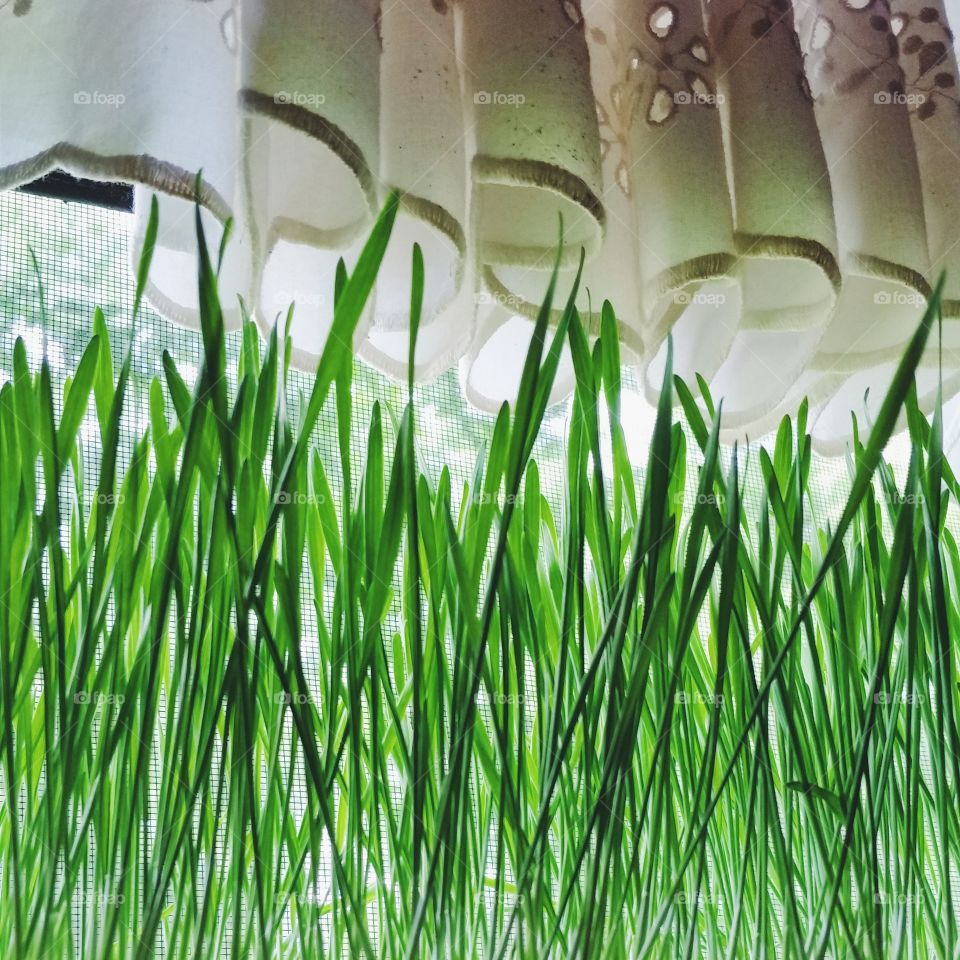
[0,185,935,956]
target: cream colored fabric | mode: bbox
[782,0,928,452]
[0,0,243,322]
[604,0,740,405]
[705,0,840,434]
[894,0,960,458]
[2,0,960,451]
[795,0,930,364]
[765,0,960,453]
[892,0,960,334]
[360,0,470,380]
[462,0,647,410]
[459,0,604,408]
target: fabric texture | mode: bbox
[1,0,958,451]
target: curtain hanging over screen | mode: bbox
[1,0,958,452]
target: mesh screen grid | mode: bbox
[0,187,931,954]
[0,189,573,955]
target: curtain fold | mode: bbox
[2,0,958,448]
[361,0,468,381]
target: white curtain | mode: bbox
[1,0,958,452]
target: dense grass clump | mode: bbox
[0,192,958,959]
